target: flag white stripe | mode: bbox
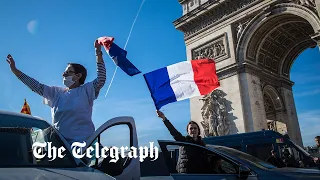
[167,61,201,101]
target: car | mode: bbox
[152,140,320,180]
[1,110,320,180]
[0,110,140,180]
[203,130,317,169]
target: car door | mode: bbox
[83,116,140,180]
[158,140,258,180]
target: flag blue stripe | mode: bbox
[143,67,177,110]
[109,43,141,76]
[109,43,127,57]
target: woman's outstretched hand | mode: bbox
[6,54,17,72]
[6,54,21,76]
[156,110,166,121]
[6,54,22,76]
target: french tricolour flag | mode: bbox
[143,58,220,110]
[97,36,141,76]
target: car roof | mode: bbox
[0,109,85,167]
[204,130,283,141]
[0,109,47,122]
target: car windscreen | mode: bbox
[289,140,311,156]
[0,114,77,168]
[207,145,277,170]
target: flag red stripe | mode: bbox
[191,59,220,95]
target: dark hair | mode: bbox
[68,63,87,85]
[315,136,320,139]
[186,121,201,136]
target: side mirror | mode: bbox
[238,165,251,179]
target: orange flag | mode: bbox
[21,98,31,115]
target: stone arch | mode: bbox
[233,2,320,141]
[173,0,319,146]
[263,85,284,113]
[237,3,320,72]
[263,85,288,134]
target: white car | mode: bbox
[1,110,320,180]
[0,110,140,180]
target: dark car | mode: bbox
[153,140,320,180]
[203,130,317,169]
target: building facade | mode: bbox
[174,0,320,146]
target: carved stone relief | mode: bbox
[284,0,318,16]
[289,0,316,8]
[176,0,319,41]
[200,89,230,137]
[182,0,203,15]
[177,0,260,38]
[267,120,277,131]
[191,33,230,62]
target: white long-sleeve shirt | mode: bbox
[18,61,106,145]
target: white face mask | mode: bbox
[63,76,75,88]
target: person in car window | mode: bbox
[313,136,320,169]
[313,136,320,162]
[157,110,210,174]
[281,148,299,168]
[6,40,106,146]
[266,150,284,168]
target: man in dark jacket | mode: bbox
[266,150,284,168]
[313,136,320,169]
[281,148,299,168]
[157,110,209,174]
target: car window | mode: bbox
[86,124,132,169]
[290,141,311,156]
[246,143,273,161]
[221,158,237,174]
[100,124,130,148]
[209,145,277,169]
[0,114,77,168]
[162,143,238,175]
[278,145,301,167]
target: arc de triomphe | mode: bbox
[173,0,320,146]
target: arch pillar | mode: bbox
[238,70,268,132]
[280,87,303,146]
